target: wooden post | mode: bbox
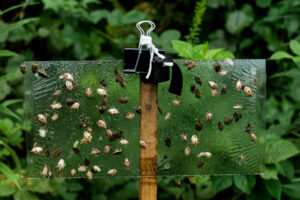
[139,79,158,200]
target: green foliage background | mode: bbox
[0,0,299,199]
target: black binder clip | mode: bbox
[123,20,183,96]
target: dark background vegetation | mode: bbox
[0,0,300,199]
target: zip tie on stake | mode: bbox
[134,20,173,79]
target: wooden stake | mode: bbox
[139,79,158,200]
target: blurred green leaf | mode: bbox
[265,140,299,164]
[234,175,250,194]
[122,10,146,25]
[0,183,17,197]
[0,72,23,83]
[0,2,39,16]
[159,30,181,53]
[0,18,39,35]
[225,10,253,34]
[0,104,21,121]
[261,165,278,180]
[282,183,300,199]
[89,10,109,24]
[0,162,20,190]
[211,176,233,194]
[214,50,235,59]
[264,179,281,200]
[0,82,11,101]
[255,0,272,8]
[0,50,18,57]
[107,9,123,26]
[269,51,294,60]
[289,40,300,56]
[0,140,21,171]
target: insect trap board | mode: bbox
[24,59,265,178]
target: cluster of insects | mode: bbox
[24,63,139,179]
[169,60,258,168]
[24,59,261,176]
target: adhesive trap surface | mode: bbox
[25,59,265,178]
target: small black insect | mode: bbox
[72,81,78,88]
[221,86,227,95]
[190,84,196,93]
[110,131,123,141]
[99,105,106,114]
[165,137,172,147]
[245,123,252,133]
[99,78,108,87]
[184,61,196,70]
[224,118,233,125]
[233,112,242,122]
[195,89,201,99]
[101,97,108,106]
[32,63,39,73]
[218,122,224,131]
[157,106,163,115]
[118,97,128,104]
[195,121,202,131]
[66,99,76,107]
[197,160,205,168]
[53,148,62,157]
[20,64,26,74]
[214,63,221,72]
[194,76,202,85]
[78,119,86,128]
[114,68,120,76]
[73,148,80,154]
[84,158,90,166]
[45,150,50,157]
[135,106,142,114]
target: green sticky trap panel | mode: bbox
[25,59,265,178]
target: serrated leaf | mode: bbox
[171,40,193,59]
[214,50,235,59]
[269,51,294,60]
[265,140,299,163]
[289,40,300,56]
[205,48,224,59]
[264,179,281,200]
[192,44,205,59]
[212,176,233,194]
[0,162,21,190]
[0,50,17,57]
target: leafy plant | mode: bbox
[0,0,300,199]
[171,40,234,59]
[185,0,207,44]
